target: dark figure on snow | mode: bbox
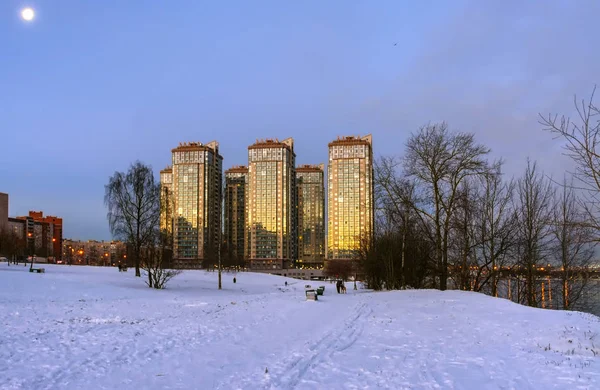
[336,280,341,294]
[285,281,288,286]
[233,277,237,284]
[340,282,347,294]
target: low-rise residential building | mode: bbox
[62,239,127,266]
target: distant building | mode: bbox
[10,214,53,260]
[247,138,297,270]
[171,141,223,269]
[7,216,29,259]
[297,164,325,267]
[27,211,63,261]
[62,239,126,266]
[224,166,248,265]
[327,135,374,260]
[159,167,174,236]
[4,205,63,260]
[7,218,25,239]
[0,192,8,233]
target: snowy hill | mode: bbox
[1,264,599,389]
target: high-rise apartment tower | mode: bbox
[246,138,297,269]
[171,141,223,268]
[297,164,325,266]
[327,135,374,260]
[159,167,174,235]
[224,166,249,265]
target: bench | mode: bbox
[305,289,318,301]
[118,265,128,272]
[30,268,45,273]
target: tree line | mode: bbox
[357,87,600,311]
[0,229,27,264]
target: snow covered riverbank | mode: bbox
[1,264,599,389]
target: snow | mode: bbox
[1,264,600,389]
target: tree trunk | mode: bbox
[562,269,569,310]
[135,245,141,277]
[400,223,406,289]
[440,227,449,291]
[435,223,442,290]
[527,261,535,307]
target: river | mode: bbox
[493,278,600,317]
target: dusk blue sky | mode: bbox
[1,0,599,240]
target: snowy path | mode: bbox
[1,264,600,389]
[220,300,373,390]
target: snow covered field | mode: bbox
[1,264,599,389]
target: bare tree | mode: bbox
[0,229,13,263]
[404,123,493,290]
[551,177,596,310]
[363,158,435,291]
[0,229,11,260]
[141,231,180,289]
[324,259,353,282]
[513,160,555,307]
[105,161,160,277]
[475,169,516,295]
[540,86,600,234]
[374,157,423,288]
[0,229,26,265]
[448,179,481,291]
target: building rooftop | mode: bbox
[171,141,220,155]
[225,165,249,174]
[328,134,372,147]
[296,164,324,172]
[248,138,294,151]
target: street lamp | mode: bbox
[26,232,34,267]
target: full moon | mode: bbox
[21,7,35,21]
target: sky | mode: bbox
[1,0,599,240]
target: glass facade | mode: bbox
[297,164,325,265]
[247,138,297,269]
[327,135,374,260]
[159,167,174,235]
[224,167,248,262]
[171,141,222,268]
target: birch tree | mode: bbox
[105,161,160,278]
